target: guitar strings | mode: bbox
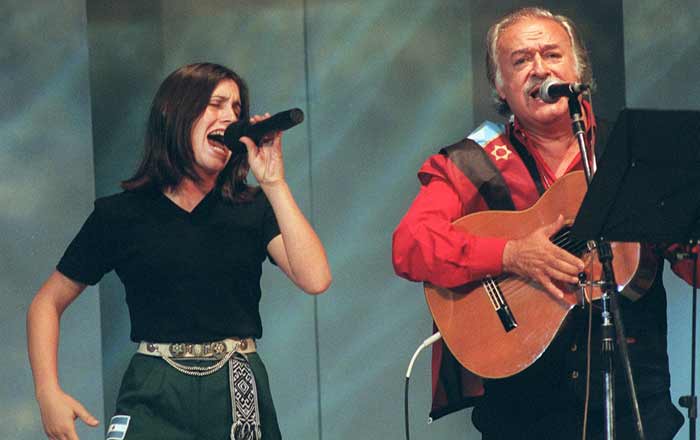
[486,278,502,307]
[491,234,589,300]
[483,276,501,309]
[551,229,587,254]
[486,227,590,300]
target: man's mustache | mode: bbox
[525,76,557,97]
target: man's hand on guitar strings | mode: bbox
[502,214,585,299]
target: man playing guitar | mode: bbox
[392,7,698,439]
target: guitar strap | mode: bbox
[439,139,517,211]
[439,120,573,210]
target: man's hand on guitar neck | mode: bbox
[502,214,585,299]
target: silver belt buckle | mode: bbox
[167,341,230,359]
[211,341,227,356]
[168,343,186,357]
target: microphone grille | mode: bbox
[538,77,561,103]
[288,108,304,124]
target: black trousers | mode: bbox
[471,312,683,440]
[473,390,683,440]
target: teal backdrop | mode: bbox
[2,1,104,439]
[2,0,698,439]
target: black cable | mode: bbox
[405,377,411,440]
[679,244,698,440]
[688,249,698,440]
[692,248,698,439]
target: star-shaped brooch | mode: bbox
[491,144,513,161]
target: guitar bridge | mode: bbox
[496,305,518,332]
[483,276,518,332]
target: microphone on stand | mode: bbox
[538,78,590,103]
[208,108,304,154]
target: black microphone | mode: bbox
[538,78,590,103]
[208,108,304,154]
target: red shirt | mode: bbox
[392,106,700,418]
[393,111,698,289]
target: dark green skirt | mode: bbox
[110,352,281,439]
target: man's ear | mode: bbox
[495,86,506,102]
[494,77,506,101]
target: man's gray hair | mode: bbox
[485,7,594,116]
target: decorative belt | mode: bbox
[136,337,261,440]
[137,337,256,360]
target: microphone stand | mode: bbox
[678,242,699,440]
[568,96,645,440]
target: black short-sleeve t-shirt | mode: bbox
[57,187,280,343]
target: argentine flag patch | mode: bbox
[467,121,505,147]
[106,415,130,440]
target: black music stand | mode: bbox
[572,108,700,244]
[571,108,700,439]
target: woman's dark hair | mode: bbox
[121,62,256,202]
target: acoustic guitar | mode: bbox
[423,170,657,379]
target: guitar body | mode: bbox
[424,171,656,379]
